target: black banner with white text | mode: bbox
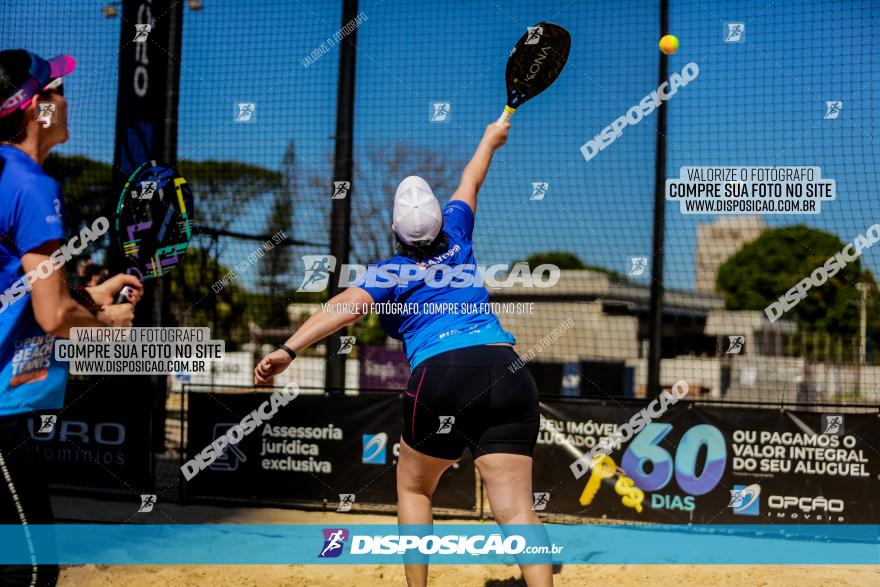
[533,399,879,523]
[183,389,476,511]
[33,379,153,491]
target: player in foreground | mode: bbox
[256,121,552,586]
[0,49,142,585]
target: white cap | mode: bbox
[392,176,442,245]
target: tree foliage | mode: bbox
[716,225,878,335]
[170,246,249,346]
[43,154,114,256]
[175,159,283,233]
[258,144,296,328]
[525,251,627,281]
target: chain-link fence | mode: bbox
[4,0,878,406]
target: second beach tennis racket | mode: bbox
[114,160,194,304]
[497,22,571,126]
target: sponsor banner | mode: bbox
[184,389,475,510]
[1,523,877,565]
[29,379,152,490]
[358,345,409,391]
[113,0,179,176]
[534,400,879,523]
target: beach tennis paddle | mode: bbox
[113,160,194,304]
[497,22,571,126]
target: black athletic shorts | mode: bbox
[402,345,539,460]
[0,414,59,586]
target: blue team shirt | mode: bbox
[0,145,69,416]
[358,200,515,368]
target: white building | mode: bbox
[695,216,766,293]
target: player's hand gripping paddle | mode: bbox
[497,22,571,126]
[114,160,194,304]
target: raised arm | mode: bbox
[449,122,510,213]
[254,286,373,385]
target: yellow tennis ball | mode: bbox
[659,34,679,55]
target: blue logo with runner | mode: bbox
[729,484,761,516]
[318,528,349,558]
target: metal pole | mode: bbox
[111,0,184,454]
[857,282,869,396]
[326,0,359,394]
[858,283,868,363]
[646,0,669,399]
[153,0,183,451]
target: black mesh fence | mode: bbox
[659,0,879,405]
[3,0,879,405]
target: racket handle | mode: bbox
[496,106,516,126]
[115,286,134,305]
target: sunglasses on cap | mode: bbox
[5,78,63,114]
[40,77,64,98]
[0,51,74,118]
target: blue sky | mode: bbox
[2,0,877,291]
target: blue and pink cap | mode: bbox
[0,50,76,118]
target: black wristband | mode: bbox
[279,345,297,361]
[70,286,103,316]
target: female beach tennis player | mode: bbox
[255,121,553,586]
[0,49,141,585]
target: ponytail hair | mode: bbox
[0,50,32,144]
[394,231,449,262]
